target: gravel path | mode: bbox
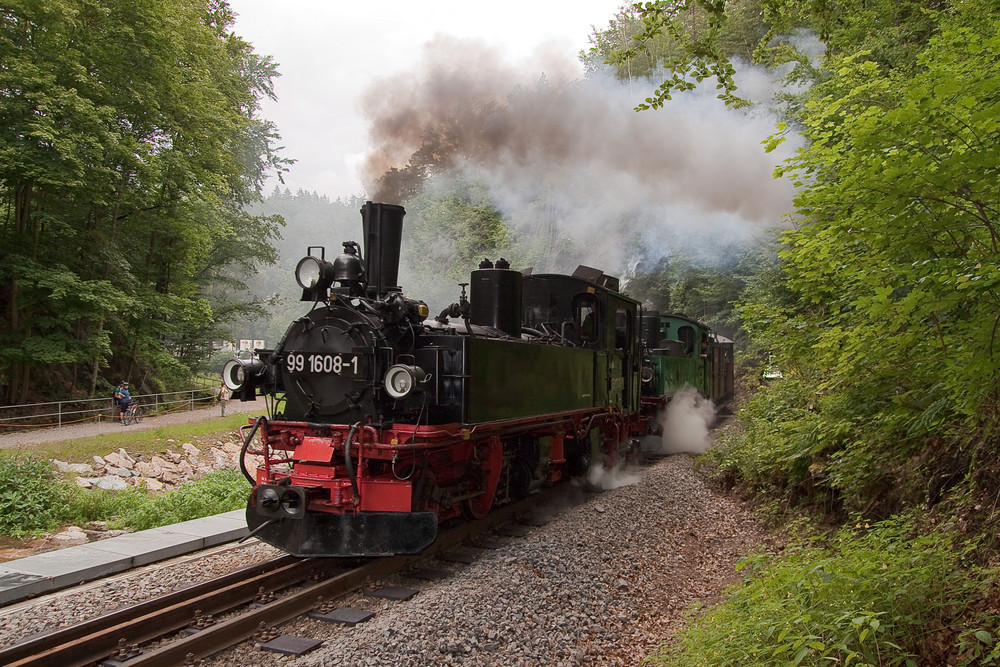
[29,453,758,667]
[0,397,269,450]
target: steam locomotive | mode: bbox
[224,202,733,557]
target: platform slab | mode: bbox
[309,607,375,626]
[165,510,248,547]
[260,635,323,656]
[5,545,132,590]
[0,510,250,607]
[367,586,418,601]
[86,530,205,567]
[0,569,51,605]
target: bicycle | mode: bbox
[123,401,143,425]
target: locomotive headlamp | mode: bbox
[255,484,307,519]
[295,256,335,301]
[222,355,266,392]
[384,364,427,399]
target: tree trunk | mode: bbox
[17,364,30,405]
[88,318,105,398]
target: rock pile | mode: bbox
[51,440,262,493]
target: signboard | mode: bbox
[239,340,265,351]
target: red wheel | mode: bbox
[463,437,503,520]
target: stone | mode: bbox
[92,455,107,467]
[151,456,179,472]
[161,470,181,486]
[137,461,162,478]
[210,448,230,468]
[104,452,134,469]
[141,478,165,493]
[178,461,194,478]
[51,460,95,475]
[91,476,128,491]
[182,443,201,459]
[164,451,182,464]
[105,466,133,478]
[74,477,93,489]
[50,526,89,547]
[117,448,136,464]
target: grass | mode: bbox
[646,514,1000,667]
[0,415,254,537]
[27,412,253,462]
[63,468,249,532]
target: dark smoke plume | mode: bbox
[360,36,799,276]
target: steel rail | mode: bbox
[118,491,552,666]
[0,488,555,667]
[0,554,331,667]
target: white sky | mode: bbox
[226,1,623,199]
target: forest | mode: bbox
[0,0,286,403]
[593,1,999,664]
[2,0,999,663]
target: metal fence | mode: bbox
[0,389,218,430]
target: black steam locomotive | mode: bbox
[224,202,732,557]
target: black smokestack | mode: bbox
[361,201,405,298]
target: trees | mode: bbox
[597,4,1000,662]
[752,1,1000,507]
[617,0,998,510]
[0,0,285,402]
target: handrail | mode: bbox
[0,388,219,430]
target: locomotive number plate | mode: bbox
[286,353,363,377]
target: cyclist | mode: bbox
[114,381,131,424]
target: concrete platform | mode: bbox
[0,509,248,607]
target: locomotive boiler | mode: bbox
[224,201,731,557]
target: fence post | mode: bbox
[58,401,62,428]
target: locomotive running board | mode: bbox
[246,505,438,557]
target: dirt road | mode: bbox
[0,398,270,450]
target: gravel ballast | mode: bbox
[219,454,765,666]
[0,453,764,665]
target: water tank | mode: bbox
[470,259,522,337]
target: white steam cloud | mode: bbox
[586,460,641,490]
[658,386,717,455]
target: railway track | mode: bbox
[0,490,556,666]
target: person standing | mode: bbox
[218,381,231,417]
[114,381,131,423]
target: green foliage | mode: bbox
[0,454,72,537]
[650,516,1000,666]
[711,373,830,501]
[0,0,286,403]
[101,468,248,532]
[61,468,248,531]
[0,449,248,537]
[725,0,1000,513]
[602,0,954,110]
[587,0,752,108]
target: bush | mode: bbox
[0,454,73,537]
[107,468,249,531]
[648,516,1000,666]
